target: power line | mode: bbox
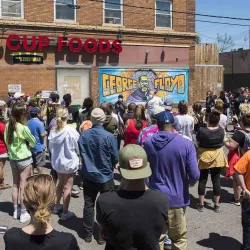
[87,0,250,22]
[51,0,250,23]
[48,0,250,28]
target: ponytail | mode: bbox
[134,105,146,130]
[56,106,68,131]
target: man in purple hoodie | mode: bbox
[144,111,200,250]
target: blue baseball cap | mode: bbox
[157,111,175,124]
[30,107,41,114]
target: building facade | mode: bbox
[0,0,196,105]
[220,49,250,91]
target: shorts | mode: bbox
[32,151,46,168]
[10,157,33,170]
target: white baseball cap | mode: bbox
[14,92,24,99]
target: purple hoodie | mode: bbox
[144,131,199,208]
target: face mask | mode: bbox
[118,98,123,102]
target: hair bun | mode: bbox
[34,208,50,226]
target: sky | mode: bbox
[196,0,250,50]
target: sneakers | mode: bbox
[60,211,76,220]
[71,189,80,197]
[20,212,31,223]
[13,208,21,220]
[196,203,204,212]
[214,205,221,213]
[53,204,63,214]
[230,199,241,206]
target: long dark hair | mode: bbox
[134,105,146,129]
[7,104,27,145]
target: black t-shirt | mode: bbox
[232,130,250,148]
[115,101,126,117]
[197,127,225,148]
[4,228,79,250]
[67,105,79,125]
[97,189,169,250]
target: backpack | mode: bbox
[239,130,250,155]
[193,114,205,133]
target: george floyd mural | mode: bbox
[99,68,189,104]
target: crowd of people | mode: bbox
[1,88,250,250]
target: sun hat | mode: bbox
[119,144,152,180]
[14,92,25,99]
[151,106,165,120]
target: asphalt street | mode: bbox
[0,161,243,250]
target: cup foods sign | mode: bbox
[6,34,123,54]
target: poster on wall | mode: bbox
[99,68,189,104]
[8,84,21,93]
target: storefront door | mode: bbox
[56,68,90,105]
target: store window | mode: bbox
[55,0,76,21]
[0,0,23,18]
[104,0,123,25]
[155,0,172,28]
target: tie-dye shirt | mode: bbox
[137,125,159,147]
[137,125,180,147]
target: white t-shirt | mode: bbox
[219,114,227,130]
[175,114,194,140]
[147,96,163,115]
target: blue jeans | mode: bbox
[242,199,250,250]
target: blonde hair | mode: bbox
[214,99,224,113]
[56,106,68,131]
[23,175,55,228]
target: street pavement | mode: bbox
[0,161,243,250]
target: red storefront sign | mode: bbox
[6,35,123,54]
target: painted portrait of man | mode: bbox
[126,75,150,104]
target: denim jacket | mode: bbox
[78,125,119,183]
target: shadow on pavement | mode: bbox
[220,176,233,189]
[0,201,13,216]
[189,186,233,211]
[197,233,242,250]
[189,194,213,211]
[59,218,101,243]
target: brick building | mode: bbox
[0,0,196,105]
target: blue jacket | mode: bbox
[78,125,119,183]
[144,131,200,208]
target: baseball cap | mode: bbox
[119,144,152,180]
[157,111,175,124]
[151,106,165,120]
[163,98,173,111]
[14,92,24,99]
[30,107,41,114]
